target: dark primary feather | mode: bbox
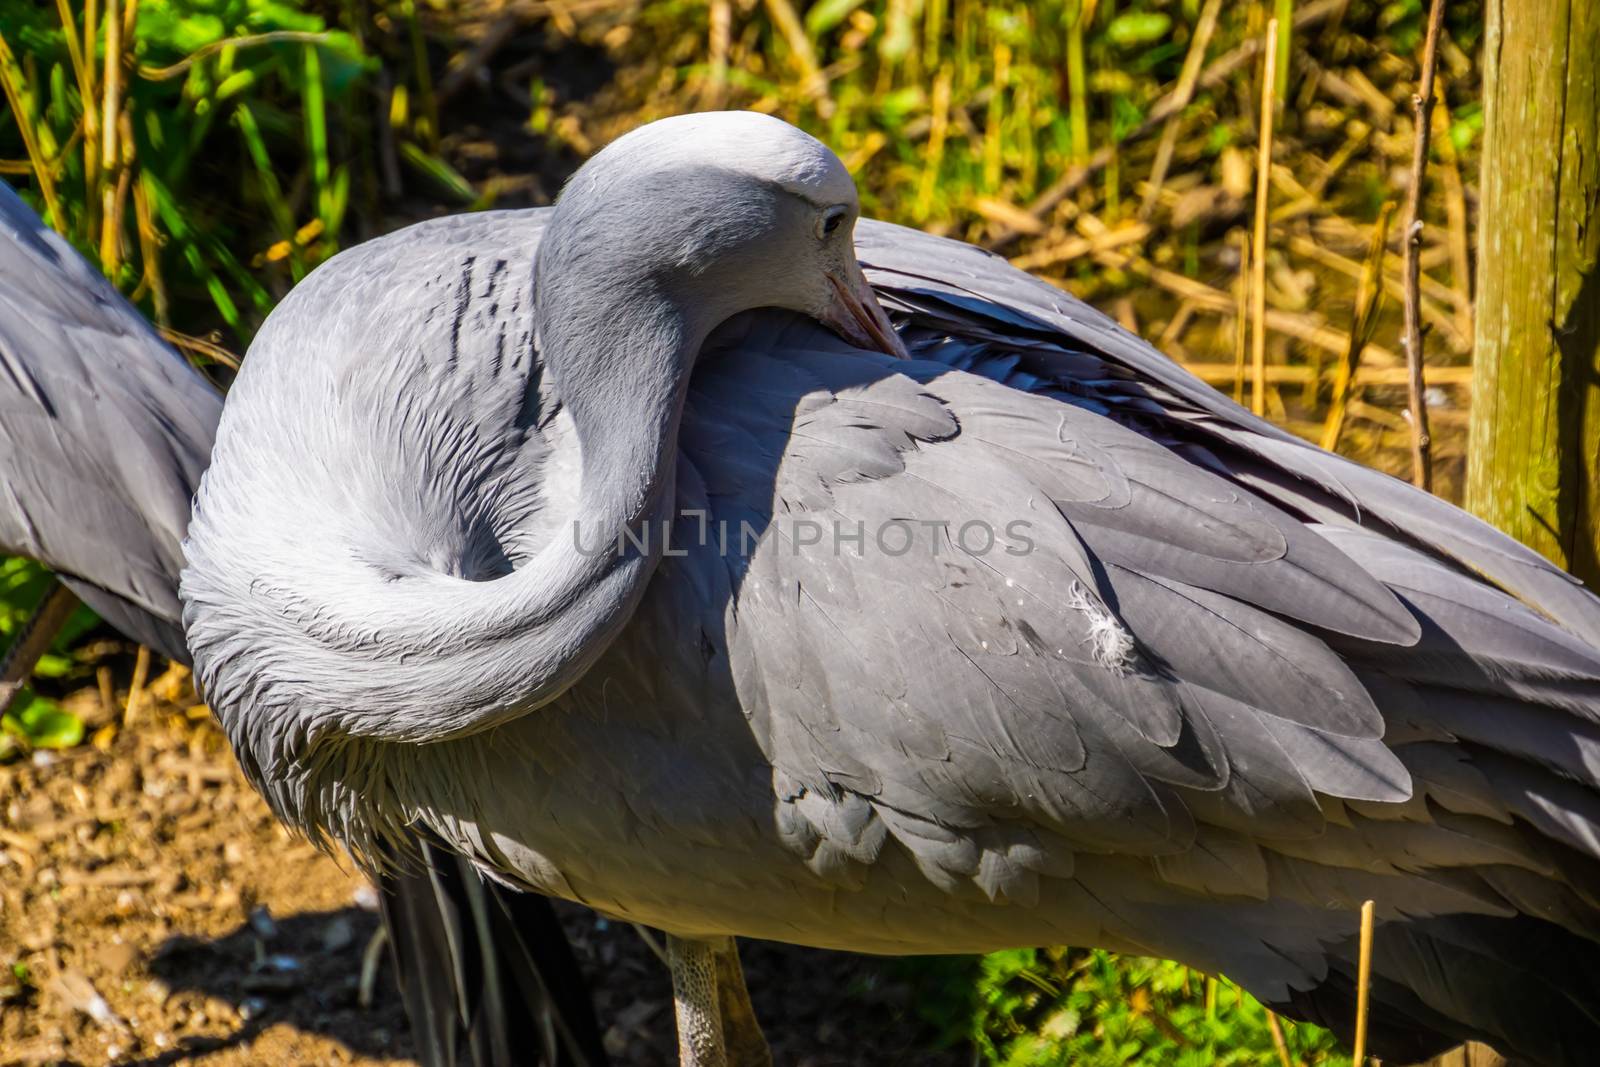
[0,182,604,1067]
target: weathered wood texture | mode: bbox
[1465,0,1600,582]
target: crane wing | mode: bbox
[586,262,1600,1063]
[0,182,220,657]
[855,218,1600,649]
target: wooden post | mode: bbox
[1451,5,1594,1062]
[1464,0,1600,582]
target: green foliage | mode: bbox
[1450,102,1484,154]
[0,1,383,733]
[2,689,85,755]
[0,558,95,760]
[0,0,371,341]
[906,949,1349,1066]
[1106,13,1173,49]
[0,558,95,678]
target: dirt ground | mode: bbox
[0,657,962,1067]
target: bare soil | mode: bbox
[0,657,960,1067]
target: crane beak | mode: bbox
[821,261,910,359]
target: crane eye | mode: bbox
[817,207,848,240]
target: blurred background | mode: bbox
[0,0,1481,1063]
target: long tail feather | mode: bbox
[380,838,609,1067]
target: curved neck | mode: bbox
[278,281,703,745]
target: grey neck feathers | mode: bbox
[329,280,699,746]
[189,267,707,777]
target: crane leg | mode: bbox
[713,939,771,1067]
[667,934,728,1067]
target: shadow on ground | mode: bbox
[117,905,410,1067]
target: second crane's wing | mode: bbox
[0,182,220,658]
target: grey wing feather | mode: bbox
[636,229,1600,1064]
[0,181,220,659]
[855,217,1600,649]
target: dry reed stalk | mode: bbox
[989,0,1348,249]
[1320,66,1395,126]
[705,0,731,109]
[1308,122,1373,200]
[1250,19,1281,417]
[82,0,100,237]
[1188,363,1468,388]
[1008,221,1149,270]
[99,0,124,273]
[1287,232,1468,353]
[1302,336,1324,408]
[54,0,87,94]
[1320,0,1353,45]
[132,177,169,325]
[1354,899,1376,1065]
[0,32,66,230]
[1264,1009,1296,1067]
[96,664,117,725]
[975,197,1047,235]
[762,0,833,117]
[124,645,150,729]
[1275,0,1295,101]
[1234,229,1250,403]
[157,326,241,369]
[1310,212,1454,273]
[1269,163,1467,321]
[1431,77,1473,344]
[1321,202,1397,450]
[1402,0,1447,491]
[105,140,132,273]
[914,66,952,220]
[1159,299,1198,350]
[1065,0,1094,164]
[1347,397,1409,432]
[1138,0,1224,219]
[1092,246,1409,367]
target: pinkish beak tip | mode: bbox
[823,270,910,359]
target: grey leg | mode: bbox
[0,581,78,715]
[714,939,772,1067]
[668,934,728,1067]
